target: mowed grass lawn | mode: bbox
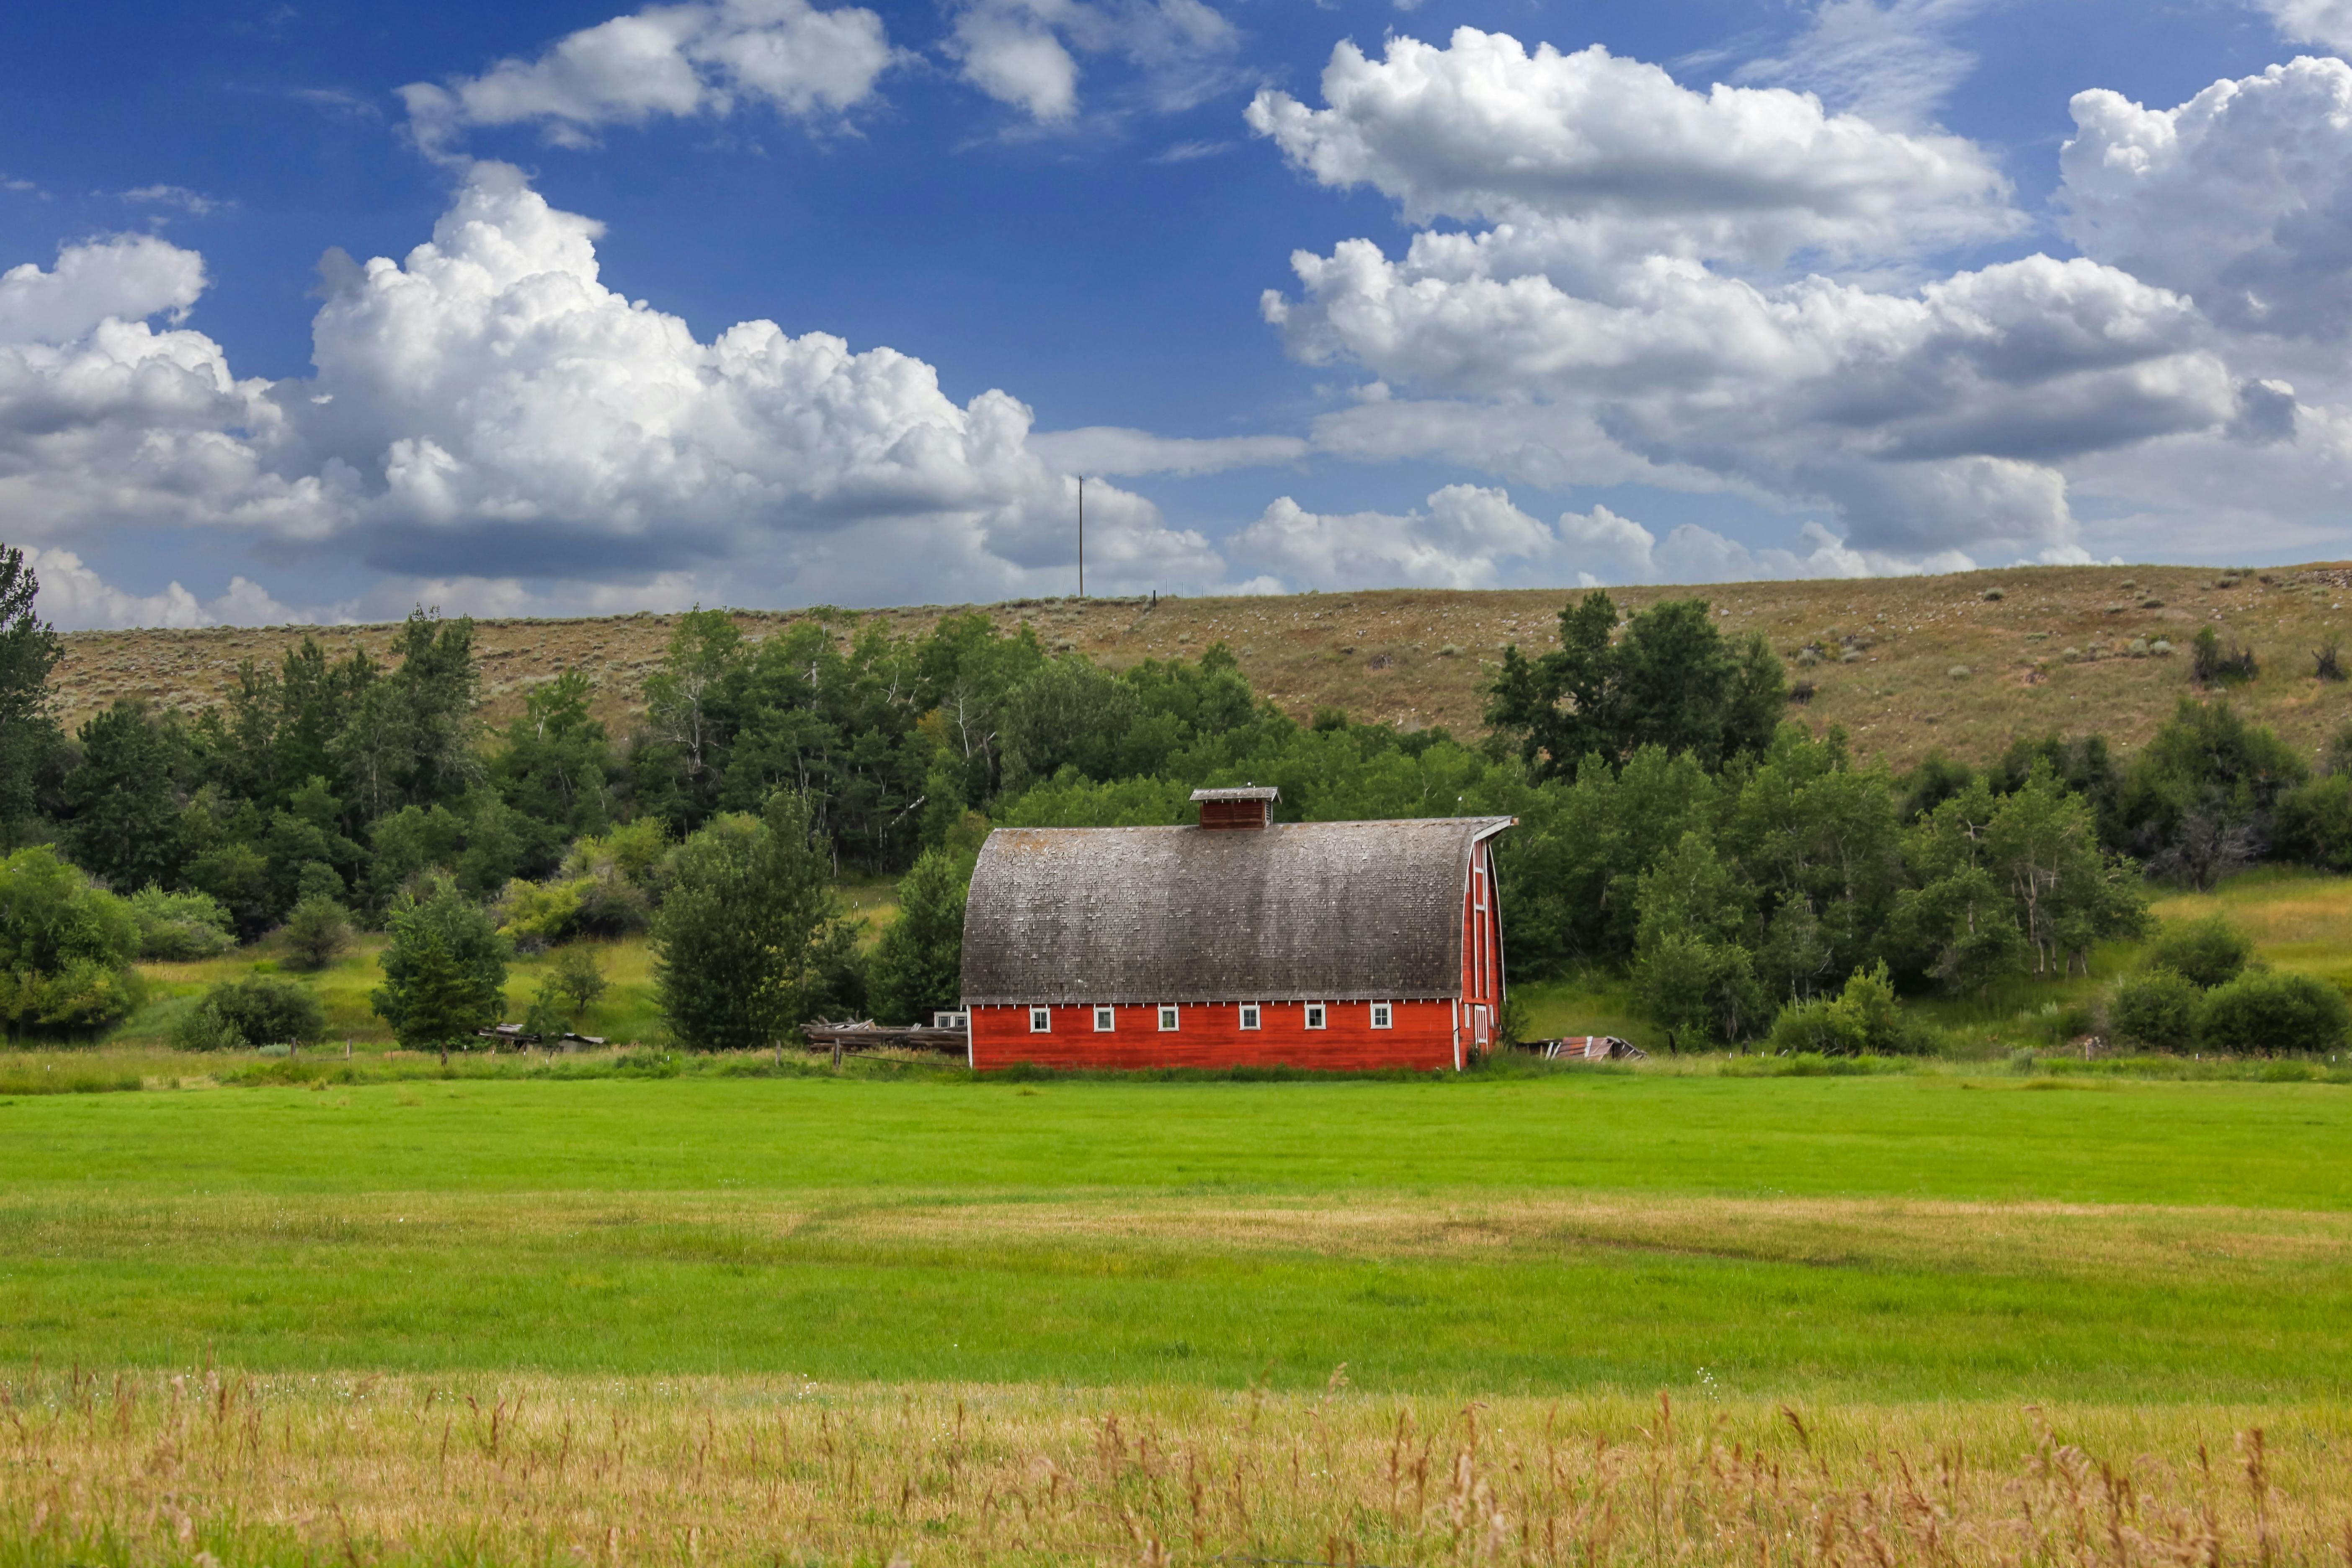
[3,1072,2347,1403]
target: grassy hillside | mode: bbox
[52,560,2352,768]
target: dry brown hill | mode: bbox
[52,562,2352,769]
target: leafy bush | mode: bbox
[182,973,326,1048]
[125,886,235,961]
[2107,967,2201,1051]
[169,999,247,1052]
[280,896,352,971]
[1764,963,1925,1056]
[2146,914,2254,990]
[2198,970,2352,1055]
[0,846,144,1035]
[497,876,591,947]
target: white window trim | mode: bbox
[1158,1005,1180,1031]
[1370,1003,1393,1029]
[1093,1006,1115,1032]
[1304,1003,1327,1030]
[1029,1006,1051,1033]
[1238,1004,1261,1031]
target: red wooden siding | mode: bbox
[970,999,1459,1072]
[1197,798,1271,830]
[1458,839,1504,1057]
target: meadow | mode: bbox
[4,1067,2351,1564]
[8,871,2352,1563]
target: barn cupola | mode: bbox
[1190,785,1279,830]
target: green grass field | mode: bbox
[3,1072,2346,1403]
[8,874,2352,1564]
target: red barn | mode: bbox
[960,787,1514,1072]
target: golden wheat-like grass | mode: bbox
[5,1371,2349,1567]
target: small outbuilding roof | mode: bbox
[961,816,1513,1006]
[1189,785,1280,802]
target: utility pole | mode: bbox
[1077,475,1086,598]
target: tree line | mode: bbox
[0,542,2347,1055]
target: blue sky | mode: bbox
[0,0,2346,625]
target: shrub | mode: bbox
[497,876,591,947]
[2190,626,2259,686]
[280,897,352,971]
[188,973,325,1048]
[0,847,144,1036]
[2146,914,2254,990]
[126,886,235,961]
[2107,967,2201,1051]
[169,1000,247,1052]
[1764,963,1923,1056]
[2198,970,2352,1055]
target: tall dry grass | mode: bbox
[5,1370,2347,1566]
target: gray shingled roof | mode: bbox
[961,817,1513,1006]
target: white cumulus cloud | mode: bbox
[0,235,207,344]
[2062,56,2352,343]
[0,163,1230,623]
[25,547,307,632]
[1246,27,2021,278]
[400,0,898,149]
[1248,26,2265,569]
[2252,0,2352,51]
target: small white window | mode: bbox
[1238,1004,1261,1030]
[1304,1003,1327,1030]
[1370,1003,1393,1029]
[1159,1006,1180,1031]
[1029,1007,1051,1033]
[1093,1006,1115,1032]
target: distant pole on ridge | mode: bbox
[1078,475,1086,599]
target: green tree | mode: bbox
[0,846,143,1036]
[1486,591,1786,777]
[0,546,61,838]
[372,877,509,1059]
[866,848,972,1024]
[545,944,608,1021]
[652,792,856,1050]
[62,702,186,890]
[332,609,482,819]
[281,896,352,971]
[2120,699,2306,886]
[1629,832,1766,1047]
[494,668,613,871]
